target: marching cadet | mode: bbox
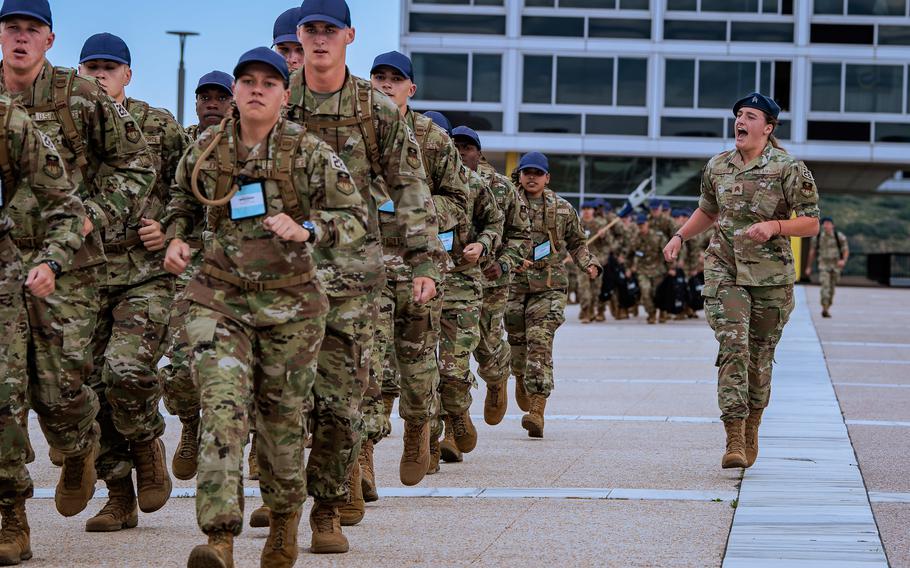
[0,97,84,566]
[0,0,156,521]
[185,71,234,142]
[506,152,600,438]
[631,213,670,324]
[78,31,190,531]
[805,216,849,318]
[163,47,368,568]
[664,92,819,470]
[577,201,606,324]
[272,7,303,73]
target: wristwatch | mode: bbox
[499,261,509,274]
[301,221,317,244]
[44,260,62,277]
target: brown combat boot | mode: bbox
[399,420,429,486]
[55,441,98,517]
[310,501,348,554]
[188,531,234,568]
[247,435,260,481]
[85,476,138,532]
[484,382,508,426]
[339,464,364,526]
[522,394,547,438]
[249,504,270,528]
[48,447,64,467]
[359,440,378,503]
[822,305,831,318]
[172,417,199,481]
[646,313,656,324]
[131,438,172,513]
[659,310,669,323]
[262,509,301,567]
[450,411,477,453]
[515,377,530,412]
[0,500,31,565]
[595,310,606,322]
[427,436,441,474]
[439,417,463,463]
[722,419,747,469]
[744,408,764,468]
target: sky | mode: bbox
[44,1,401,125]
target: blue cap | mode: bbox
[273,7,301,46]
[618,205,632,218]
[733,92,781,120]
[635,213,649,225]
[649,198,661,209]
[0,0,52,29]
[298,0,350,29]
[423,111,451,134]
[79,33,131,66]
[233,47,289,83]
[602,201,613,212]
[370,51,413,81]
[451,125,481,150]
[661,199,671,210]
[518,152,549,174]
[821,216,833,224]
[581,201,596,209]
[196,70,234,95]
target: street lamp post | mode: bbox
[166,31,199,125]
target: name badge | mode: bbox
[533,240,552,261]
[438,230,454,252]
[378,199,395,214]
[229,181,267,221]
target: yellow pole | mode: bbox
[505,152,519,178]
[791,212,801,280]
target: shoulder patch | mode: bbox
[124,121,142,144]
[406,125,418,146]
[330,154,349,172]
[43,154,63,179]
[336,172,355,196]
[36,130,56,150]
[799,163,815,183]
[112,102,130,119]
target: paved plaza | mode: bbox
[21,285,909,567]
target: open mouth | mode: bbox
[735,126,748,141]
[12,48,28,56]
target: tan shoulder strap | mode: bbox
[131,99,151,131]
[207,119,239,230]
[273,123,308,222]
[0,100,14,199]
[353,80,383,179]
[413,115,433,176]
[51,68,89,181]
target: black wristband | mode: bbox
[44,260,62,277]
[673,233,684,243]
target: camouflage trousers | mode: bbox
[23,259,101,458]
[473,284,511,387]
[637,273,663,317]
[306,289,378,504]
[819,268,840,309]
[438,272,483,417]
[505,289,567,399]
[90,275,172,481]
[190,303,324,535]
[160,250,203,421]
[577,270,603,319]
[704,284,794,422]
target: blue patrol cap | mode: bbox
[423,111,451,134]
[661,200,671,210]
[370,51,413,81]
[733,92,781,120]
[581,201,596,209]
[451,126,481,150]
[671,208,682,217]
[602,201,613,212]
[196,70,234,95]
[298,0,350,29]
[233,47,290,83]
[273,7,301,46]
[518,152,549,174]
[635,213,649,225]
[821,216,833,224]
[649,198,661,209]
[79,33,131,66]
[0,0,51,29]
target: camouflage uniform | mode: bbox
[630,227,669,320]
[809,230,848,310]
[90,98,187,481]
[0,61,155,458]
[286,72,439,501]
[699,143,819,421]
[506,188,600,398]
[0,97,84,505]
[164,116,368,534]
[577,216,607,320]
[473,160,530,388]
[683,228,712,277]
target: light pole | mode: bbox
[166,31,199,125]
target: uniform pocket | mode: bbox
[148,296,170,326]
[750,186,781,219]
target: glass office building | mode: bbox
[400,0,910,204]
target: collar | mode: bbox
[727,142,773,173]
[0,59,54,107]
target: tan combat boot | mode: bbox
[85,476,138,532]
[55,441,98,517]
[0,500,31,565]
[339,464,364,526]
[359,440,378,503]
[515,377,530,412]
[744,408,764,468]
[261,508,301,567]
[646,313,656,324]
[659,310,669,323]
[188,531,234,568]
[247,435,260,481]
[399,420,429,486]
[427,435,441,474]
[722,419,747,469]
[131,438,172,513]
[48,447,64,467]
[310,501,348,554]
[484,382,508,426]
[522,394,547,438]
[249,504,271,528]
[439,417,463,463]
[172,417,199,481]
[450,411,477,453]
[595,308,606,322]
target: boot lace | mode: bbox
[0,505,22,541]
[177,425,198,461]
[311,506,335,533]
[62,453,88,490]
[270,514,289,549]
[358,442,374,478]
[134,441,163,485]
[402,422,423,462]
[530,396,546,416]
[451,414,468,439]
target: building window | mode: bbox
[815,0,909,15]
[589,18,652,39]
[664,20,727,41]
[811,63,907,114]
[522,55,553,104]
[547,155,583,196]
[586,115,649,135]
[411,109,504,132]
[661,117,725,137]
[699,61,757,108]
[811,24,874,45]
[879,26,910,45]
[585,156,652,194]
[411,52,502,103]
[730,22,793,42]
[807,120,871,142]
[522,16,585,36]
[472,54,503,103]
[665,58,789,111]
[557,58,614,105]
[519,113,582,133]
[524,55,648,107]
[667,0,792,13]
[413,0,503,4]
[524,0,649,8]
[409,13,506,34]
[876,122,910,143]
[811,63,841,112]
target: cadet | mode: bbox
[506,152,600,438]
[631,213,670,324]
[78,31,188,529]
[805,216,848,318]
[576,201,606,324]
[0,97,84,566]
[272,7,303,73]
[664,92,819,470]
[285,1,443,551]
[161,70,234,482]
[459,132,530,428]
[0,0,155,520]
[163,47,368,568]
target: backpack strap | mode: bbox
[272,122,308,223]
[0,100,14,203]
[207,120,239,231]
[51,68,89,182]
[353,79,383,180]
[413,114,432,176]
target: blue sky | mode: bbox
[45,1,400,125]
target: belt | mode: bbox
[201,264,314,292]
[12,236,40,250]
[382,237,404,248]
[530,260,549,269]
[104,235,142,254]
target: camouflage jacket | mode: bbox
[0,61,155,270]
[581,217,610,263]
[648,212,676,240]
[407,108,468,233]
[165,117,367,325]
[810,230,848,271]
[630,228,669,278]
[682,227,712,275]
[286,69,440,290]
[699,142,820,290]
[185,124,200,142]
[443,165,503,284]
[0,95,83,270]
[477,159,530,288]
[513,188,600,294]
